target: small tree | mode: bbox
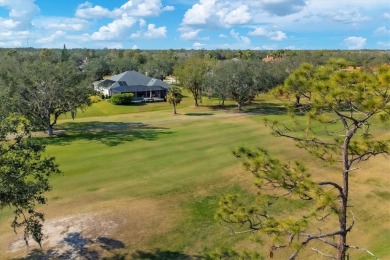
[278,62,314,107]
[217,61,390,259]
[60,44,70,62]
[166,86,183,114]
[174,56,212,107]
[0,114,60,245]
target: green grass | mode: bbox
[0,94,389,259]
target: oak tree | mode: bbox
[2,60,93,136]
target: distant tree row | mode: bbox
[1,48,388,82]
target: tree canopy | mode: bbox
[1,60,93,136]
[217,60,390,259]
[166,85,183,114]
[0,114,60,246]
[174,56,212,107]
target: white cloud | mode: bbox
[91,14,137,41]
[0,40,22,47]
[36,30,66,45]
[33,17,90,32]
[378,41,390,47]
[144,24,167,38]
[374,26,390,35]
[0,18,20,29]
[163,5,175,11]
[223,5,251,25]
[343,36,366,49]
[182,0,215,25]
[76,2,113,19]
[132,23,167,39]
[219,34,228,38]
[193,42,206,49]
[249,26,287,41]
[132,44,139,49]
[384,12,390,19]
[230,29,251,45]
[326,8,370,24]
[182,0,251,27]
[0,0,39,30]
[179,28,202,41]
[117,0,166,17]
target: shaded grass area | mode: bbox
[46,121,173,147]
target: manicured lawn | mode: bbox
[0,95,388,259]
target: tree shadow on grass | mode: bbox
[208,102,287,115]
[185,113,213,116]
[45,122,173,147]
[131,249,202,260]
[208,104,237,111]
[244,102,287,115]
[16,233,128,260]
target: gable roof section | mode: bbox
[108,71,169,89]
[96,79,116,89]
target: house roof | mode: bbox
[108,71,169,89]
[97,79,116,89]
[111,85,168,94]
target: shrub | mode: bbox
[110,93,134,105]
[89,95,102,103]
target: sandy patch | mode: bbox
[8,212,121,259]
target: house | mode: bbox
[94,70,169,101]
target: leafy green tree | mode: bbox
[60,44,70,62]
[174,56,211,107]
[2,60,93,136]
[166,86,183,114]
[278,63,315,107]
[84,58,111,81]
[217,61,390,259]
[0,114,60,246]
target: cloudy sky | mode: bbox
[0,0,389,50]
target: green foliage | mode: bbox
[109,93,134,105]
[166,86,183,114]
[1,60,93,135]
[218,60,390,259]
[174,55,213,106]
[0,114,60,246]
[89,95,102,103]
[207,60,258,110]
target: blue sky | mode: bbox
[0,0,389,50]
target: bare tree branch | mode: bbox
[311,247,336,259]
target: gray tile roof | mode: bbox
[108,71,169,89]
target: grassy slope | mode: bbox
[0,94,389,259]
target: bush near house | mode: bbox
[109,93,134,105]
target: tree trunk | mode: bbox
[336,128,356,260]
[194,98,199,107]
[173,103,177,114]
[295,95,301,107]
[48,125,54,136]
[237,102,242,111]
